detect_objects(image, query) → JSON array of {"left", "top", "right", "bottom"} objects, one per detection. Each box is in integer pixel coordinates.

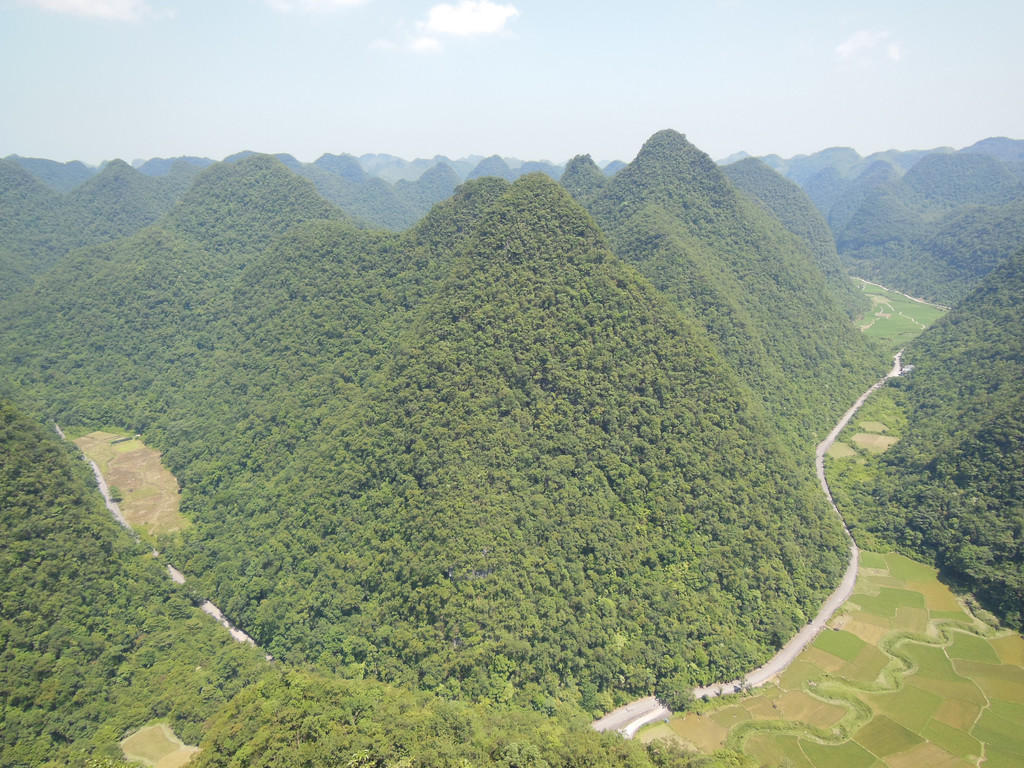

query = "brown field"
[
  {"left": 851, "top": 432, "right": 900, "bottom": 454},
  {"left": 991, "top": 634, "right": 1024, "bottom": 666},
  {"left": 884, "top": 741, "right": 962, "bottom": 768},
  {"left": 904, "top": 581, "right": 964, "bottom": 613},
  {"left": 775, "top": 690, "right": 845, "bottom": 729},
  {"left": 662, "top": 712, "right": 728, "bottom": 752},
  {"left": 75, "top": 431, "right": 188, "bottom": 539},
  {"left": 120, "top": 723, "right": 199, "bottom": 768},
  {"left": 931, "top": 698, "right": 980, "bottom": 732}
]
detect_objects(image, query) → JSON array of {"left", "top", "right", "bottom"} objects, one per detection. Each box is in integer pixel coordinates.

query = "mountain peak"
[{"left": 560, "top": 154, "right": 607, "bottom": 203}]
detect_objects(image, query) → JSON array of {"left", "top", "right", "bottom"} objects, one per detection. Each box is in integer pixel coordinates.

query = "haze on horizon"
[{"left": 2, "top": 0, "right": 1022, "bottom": 166}]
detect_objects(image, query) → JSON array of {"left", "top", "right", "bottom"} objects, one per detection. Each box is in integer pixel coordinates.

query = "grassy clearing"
[
  {"left": 825, "top": 389, "right": 907, "bottom": 496},
  {"left": 640, "top": 552, "right": 1024, "bottom": 767},
  {"left": 854, "top": 279, "right": 947, "bottom": 348},
  {"left": 828, "top": 442, "right": 858, "bottom": 459},
  {"left": 120, "top": 723, "right": 199, "bottom": 768},
  {"left": 857, "top": 422, "right": 888, "bottom": 434},
  {"left": 74, "top": 430, "right": 188, "bottom": 541},
  {"left": 850, "top": 433, "right": 899, "bottom": 454}
]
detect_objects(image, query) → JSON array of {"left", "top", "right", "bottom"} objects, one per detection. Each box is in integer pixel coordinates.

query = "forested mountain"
[
  {"left": 833, "top": 153, "right": 1024, "bottom": 303},
  {"left": 721, "top": 156, "right": 867, "bottom": 318},
  {"left": 186, "top": 174, "right": 848, "bottom": 705},
  {"left": 761, "top": 139, "right": 1024, "bottom": 303},
  {"left": 560, "top": 153, "right": 609, "bottom": 208},
  {"left": 568, "top": 129, "right": 884, "bottom": 450},
  {"left": 0, "top": 396, "right": 748, "bottom": 767},
  {"left": 4, "top": 154, "right": 98, "bottom": 192},
  {"left": 0, "top": 158, "right": 63, "bottom": 297},
  {"left": 136, "top": 155, "right": 215, "bottom": 176},
  {"left": 359, "top": 152, "right": 482, "bottom": 182},
  {"left": 838, "top": 250, "right": 1024, "bottom": 627},
  {"left": 467, "top": 154, "right": 516, "bottom": 181},
  {"left": 0, "top": 157, "right": 197, "bottom": 298},
  {"left": 0, "top": 152, "right": 855, "bottom": 721},
  {"left": 63, "top": 159, "right": 199, "bottom": 242}
]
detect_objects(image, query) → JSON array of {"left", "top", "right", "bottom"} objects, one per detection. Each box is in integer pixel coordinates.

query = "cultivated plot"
[
  {"left": 120, "top": 723, "right": 200, "bottom": 768},
  {"left": 641, "top": 552, "right": 1024, "bottom": 768},
  {"left": 854, "top": 279, "right": 947, "bottom": 348},
  {"left": 74, "top": 430, "right": 188, "bottom": 540}
]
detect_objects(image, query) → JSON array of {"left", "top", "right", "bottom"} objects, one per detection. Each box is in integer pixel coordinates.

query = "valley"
[
  {"left": 1, "top": 132, "right": 1021, "bottom": 768},
  {"left": 597, "top": 350, "right": 906, "bottom": 738}
]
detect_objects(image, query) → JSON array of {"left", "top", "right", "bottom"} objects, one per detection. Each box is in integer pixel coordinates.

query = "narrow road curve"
[
  {"left": 56, "top": 424, "right": 271, "bottom": 659},
  {"left": 593, "top": 352, "right": 905, "bottom": 737}
]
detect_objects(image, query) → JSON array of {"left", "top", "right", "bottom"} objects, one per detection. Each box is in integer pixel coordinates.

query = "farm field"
[
  {"left": 854, "top": 279, "right": 947, "bottom": 348},
  {"left": 639, "top": 552, "right": 1024, "bottom": 767},
  {"left": 120, "top": 723, "right": 200, "bottom": 768},
  {"left": 74, "top": 429, "right": 188, "bottom": 541}
]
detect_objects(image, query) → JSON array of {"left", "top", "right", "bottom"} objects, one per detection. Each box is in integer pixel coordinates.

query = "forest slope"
[
  {"left": 568, "top": 130, "right": 884, "bottom": 451},
  {"left": 0, "top": 395, "right": 752, "bottom": 767},
  {"left": 0, "top": 396, "right": 269, "bottom": 766},
  {"left": 0, "top": 164, "right": 851, "bottom": 714},
  {"left": 836, "top": 249, "right": 1024, "bottom": 627},
  {"left": 721, "top": 156, "right": 866, "bottom": 319}
]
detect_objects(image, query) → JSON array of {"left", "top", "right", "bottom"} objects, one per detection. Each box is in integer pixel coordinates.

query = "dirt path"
[{"left": 594, "top": 352, "right": 905, "bottom": 736}]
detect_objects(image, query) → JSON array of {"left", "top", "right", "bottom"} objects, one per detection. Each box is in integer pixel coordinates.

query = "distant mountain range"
[{"left": 721, "top": 138, "right": 1024, "bottom": 304}]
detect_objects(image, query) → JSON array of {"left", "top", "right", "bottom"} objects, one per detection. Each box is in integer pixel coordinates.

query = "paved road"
[
  {"left": 594, "top": 352, "right": 905, "bottom": 737},
  {"left": 59, "top": 423, "right": 272, "bottom": 659}
]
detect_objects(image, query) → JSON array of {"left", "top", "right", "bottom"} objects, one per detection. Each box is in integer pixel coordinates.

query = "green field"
[
  {"left": 641, "top": 552, "right": 1024, "bottom": 767},
  {"left": 854, "top": 279, "right": 947, "bottom": 348}
]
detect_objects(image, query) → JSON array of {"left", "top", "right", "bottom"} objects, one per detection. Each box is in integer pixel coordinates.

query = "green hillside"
[
  {"left": 797, "top": 149, "right": 1024, "bottom": 304},
  {"left": 0, "top": 157, "right": 196, "bottom": 297},
  {"left": 0, "top": 162, "right": 853, "bottom": 715},
  {"left": 0, "top": 394, "right": 753, "bottom": 767},
  {"left": 722, "top": 156, "right": 867, "bottom": 318},
  {"left": 830, "top": 249, "right": 1024, "bottom": 628},
  {"left": 574, "top": 130, "right": 884, "bottom": 451},
  {"left": 0, "top": 158, "right": 64, "bottom": 297},
  {"left": 215, "top": 174, "right": 847, "bottom": 700},
  {"left": 0, "top": 396, "right": 269, "bottom": 766}
]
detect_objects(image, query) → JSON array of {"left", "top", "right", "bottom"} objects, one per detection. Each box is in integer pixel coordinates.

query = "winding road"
[
  {"left": 57, "top": 424, "right": 271, "bottom": 658},
  {"left": 593, "top": 352, "right": 905, "bottom": 737},
  {"left": 58, "top": 350, "right": 908, "bottom": 728}
]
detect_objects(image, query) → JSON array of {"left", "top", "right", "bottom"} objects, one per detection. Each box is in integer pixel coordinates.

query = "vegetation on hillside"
[
  {"left": 830, "top": 250, "right": 1024, "bottom": 628},
  {"left": 570, "top": 129, "right": 885, "bottom": 451},
  {"left": 722, "top": 156, "right": 867, "bottom": 318},
  {"left": 0, "top": 156, "right": 856, "bottom": 717}
]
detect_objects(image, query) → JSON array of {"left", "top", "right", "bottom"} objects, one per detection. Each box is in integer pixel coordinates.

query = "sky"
[{"left": 1, "top": 0, "right": 1022, "bottom": 167}]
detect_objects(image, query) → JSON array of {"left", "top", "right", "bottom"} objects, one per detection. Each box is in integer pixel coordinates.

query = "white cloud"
[
  {"left": 371, "top": 1, "right": 517, "bottom": 54},
  {"left": 836, "top": 30, "right": 888, "bottom": 58},
  {"left": 19, "top": 0, "right": 164, "bottom": 20},
  {"left": 410, "top": 36, "right": 442, "bottom": 53},
  {"left": 836, "top": 29, "right": 903, "bottom": 64},
  {"left": 266, "top": 0, "right": 366, "bottom": 11},
  {"left": 422, "top": 0, "right": 517, "bottom": 37}
]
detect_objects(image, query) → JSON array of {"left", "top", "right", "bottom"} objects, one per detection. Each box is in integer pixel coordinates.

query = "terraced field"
[
  {"left": 640, "top": 552, "right": 1024, "bottom": 767},
  {"left": 854, "top": 280, "right": 948, "bottom": 349}
]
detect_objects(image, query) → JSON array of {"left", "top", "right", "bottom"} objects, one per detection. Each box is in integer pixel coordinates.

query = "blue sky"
[{"left": 2, "top": 0, "right": 1022, "bottom": 166}]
